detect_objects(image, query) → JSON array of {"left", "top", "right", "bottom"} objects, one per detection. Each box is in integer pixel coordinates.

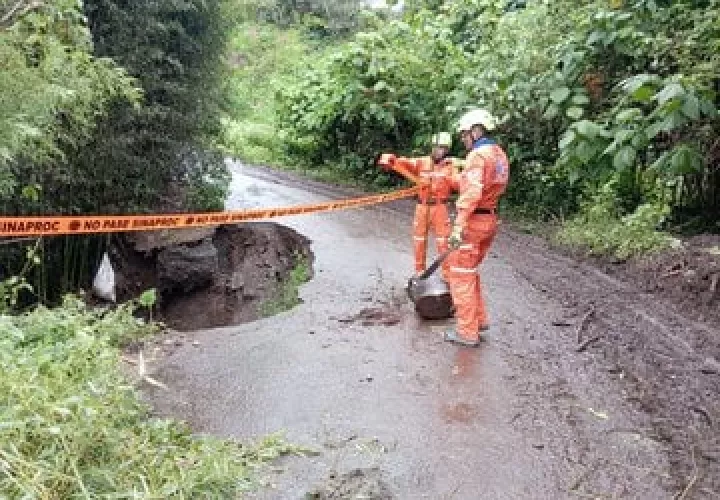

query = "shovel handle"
[
  {"left": 417, "top": 249, "right": 453, "bottom": 281},
  {"left": 416, "top": 211, "right": 459, "bottom": 281}
]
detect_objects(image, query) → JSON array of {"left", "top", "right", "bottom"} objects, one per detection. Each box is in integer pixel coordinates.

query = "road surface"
[{"left": 146, "top": 163, "right": 719, "bottom": 499}]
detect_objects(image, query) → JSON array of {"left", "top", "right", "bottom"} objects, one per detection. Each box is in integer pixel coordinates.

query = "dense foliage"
[
  {"left": 0, "top": 296, "right": 295, "bottom": 496},
  {"left": 269, "top": 0, "right": 720, "bottom": 254},
  {"left": 232, "top": 0, "right": 368, "bottom": 37},
  {"left": 1, "top": 0, "right": 234, "bottom": 301},
  {"left": 0, "top": 0, "right": 138, "bottom": 204},
  {"left": 82, "top": 0, "right": 232, "bottom": 214},
  {"left": 222, "top": 22, "right": 311, "bottom": 166}
]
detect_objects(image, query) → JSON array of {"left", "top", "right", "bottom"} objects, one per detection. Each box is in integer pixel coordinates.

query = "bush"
[
  {"left": 220, "top": 23, "right": 311, "bottom": 166},
  {"left": 275, "top": 0, "right": 720, "bottom": 252},
  {"left": 557, "top": 184, "right": 675, "bottom": 259},
  {"left": 0, "top": 296, "right": 295, "bottom": 497}
]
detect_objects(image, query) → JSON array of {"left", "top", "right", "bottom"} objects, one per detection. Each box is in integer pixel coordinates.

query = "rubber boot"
[{"left": 443, "top": 329, "right": 481, "bottom": 348}]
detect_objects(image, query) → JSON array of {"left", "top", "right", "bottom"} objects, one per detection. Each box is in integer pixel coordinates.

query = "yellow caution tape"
[{"left": 0, "top": 186, "right": 419, "bottom": 237}]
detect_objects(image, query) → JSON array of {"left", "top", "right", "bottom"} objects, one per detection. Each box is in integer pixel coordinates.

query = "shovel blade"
[{"left": 407, "top": 273, "right": 454, "bottom": 320}]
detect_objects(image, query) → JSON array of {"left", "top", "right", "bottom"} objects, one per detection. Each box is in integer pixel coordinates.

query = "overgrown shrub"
[
  {"left": 1, "top": 0, "right": 234, "bottom": 302},
  {"left": 0, "top": 296, "right": 295, "bottom": 497},
  {"left": 273, "top": 0, "right": 720, "bottom": 253},
  {"left": 557, "top": 180, "right": 675, "bottom": 258}
]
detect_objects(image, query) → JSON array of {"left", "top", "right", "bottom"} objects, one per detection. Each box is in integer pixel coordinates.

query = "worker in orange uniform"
[
  {"left": 378, "top": 132, "right": 460, "bottom": 277},
  {"left": 444, "top": 109, "right": 509, "bottom": 347}
]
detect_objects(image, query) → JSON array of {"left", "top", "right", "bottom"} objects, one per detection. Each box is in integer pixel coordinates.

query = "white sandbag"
[{"left": 92, "top": 252, "right": 116, "bottom": 302}]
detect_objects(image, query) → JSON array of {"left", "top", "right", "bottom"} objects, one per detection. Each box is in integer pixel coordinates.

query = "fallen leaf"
[{"left": 588, "top": 407, "right": 609, "bottom": 420}]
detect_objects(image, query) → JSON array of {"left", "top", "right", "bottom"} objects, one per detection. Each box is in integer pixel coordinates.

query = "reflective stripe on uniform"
[
  {"left": 420, "top": 171, "right": 448, "bottom": 178},
  {"left": 413, "top": 236, "right": 426, "bottom": 241},
  {"left": 458, "top": 244, "right": 473, "bottom": 250},
  {"left": 449, "top": 266, "right": 478, "bottom": 274}
]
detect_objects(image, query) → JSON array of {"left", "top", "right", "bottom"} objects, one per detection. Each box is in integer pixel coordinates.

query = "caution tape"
[{"left": 0, "top": 186, "right": 419, "bottom": 237}]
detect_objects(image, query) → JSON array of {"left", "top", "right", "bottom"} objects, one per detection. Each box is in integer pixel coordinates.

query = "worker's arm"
[
  {"left": 393, "top": 157, "right": 421, "bottom": 175},
  {"left": 377, "top": 154, "right": 423, "bottom": 184},
  {"left": 454, "top": 154, "right": 487, "bottom": 229}
]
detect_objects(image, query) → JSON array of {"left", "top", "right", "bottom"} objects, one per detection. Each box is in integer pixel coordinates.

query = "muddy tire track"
[{"left": 499, "top": 230, "right": 720, "bottom": 498}]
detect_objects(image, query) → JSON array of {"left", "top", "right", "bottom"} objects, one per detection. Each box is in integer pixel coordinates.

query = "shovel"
[{"left": 406, "top": 249, "right": 454, "bottom": 320}]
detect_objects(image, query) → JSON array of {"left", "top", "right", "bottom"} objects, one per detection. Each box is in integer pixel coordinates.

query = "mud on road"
[
  {"left": 141, "top": 164, "right": 719, "bottom": 499},
  {"left": 503, "top": 230, "right": 720, "bottom": 498}
]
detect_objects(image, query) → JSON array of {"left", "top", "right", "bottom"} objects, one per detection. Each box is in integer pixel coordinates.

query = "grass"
[
  {"left": 497, "top": 199, "right": 680, "bottom": 261},
  {"left": 220, "top": 23, "right": 406, "bottom": 196},
  {"left": 0, "top": 295, "right": 298, "bottom": 498},
  {"left": 557, "top": 217, "right": 675, "bottom": 259},
  {"left": 220, "top": 23, "right": 310, "bottom": 166},
  {"left": 555, "top": 202, "right": 677, "bottom": 260},
  {"left": 260, "top": 254, "right": 311, "bottom": 317}
]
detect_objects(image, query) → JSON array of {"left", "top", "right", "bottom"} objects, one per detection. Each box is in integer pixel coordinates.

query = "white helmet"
[
  {"left": 431, "top": 131, "right": 452, "bottom": 147},
  {"left": 456, "top": 108, "right": 496, "bottom": 132}
]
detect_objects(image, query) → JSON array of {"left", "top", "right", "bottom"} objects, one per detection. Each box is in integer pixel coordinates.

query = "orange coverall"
[
  {"left": 447, "top": 139, "right": 510, "bottom": 341},
  {"left": 391, "top": 156, "right": 457, "bottom": 275}
]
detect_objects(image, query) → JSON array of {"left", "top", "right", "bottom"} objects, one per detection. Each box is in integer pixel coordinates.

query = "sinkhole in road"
[{"left": 109, "top": 222, "right": 314, "bottom": 330}]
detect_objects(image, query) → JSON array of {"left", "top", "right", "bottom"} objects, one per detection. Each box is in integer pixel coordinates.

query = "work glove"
[
  {"left": 377, "top": 153, "right": 396, "bottom": 171},
  {"left": 449, "top": 225, "right": 463, "bottom": 249}
]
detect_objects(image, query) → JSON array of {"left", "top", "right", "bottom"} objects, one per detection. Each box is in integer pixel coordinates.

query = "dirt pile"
[
  {"left": 606, "top": 234, "right": 720, "bottom": 324},
  {"left": 306, "top": 468, "right": 393, "bottom": 500},
  {"left": 110, "top": 222, "right": 312, "bottom": 330},
  {"left": 331, "top": 306, "right": 403, "bottom": 327}
]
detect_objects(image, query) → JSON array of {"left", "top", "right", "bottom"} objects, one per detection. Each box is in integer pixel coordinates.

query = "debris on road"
[
  {"left": 333, "top": 307, "right": 402, "bottom": 327},
  {"left": 306, "top": 468, "right": 393, "bottom": 500}
]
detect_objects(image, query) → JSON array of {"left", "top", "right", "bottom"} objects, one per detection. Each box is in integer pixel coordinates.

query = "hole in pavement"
[{"left": 110, "top": 222, "right": 314, "bottom": 330}]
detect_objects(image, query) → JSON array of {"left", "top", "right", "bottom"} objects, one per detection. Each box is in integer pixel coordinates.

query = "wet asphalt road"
[{"left": 147, "top": 163, "right": 673, "bottom": 499}]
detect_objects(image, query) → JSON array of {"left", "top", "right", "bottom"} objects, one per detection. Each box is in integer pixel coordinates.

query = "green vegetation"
[
  {"left": 0, "top": 294, "right": 297, "bottom": 497},
  {"left": 1, "top": 0, "right": 234, "bottom": 301},
  {"left": 556, "top": 183, "right": 677, "bottom": 259},
  {"left": 219, "top": 0, "right": 403, "bottom": 189},
  {"left": 260, "top": 254, "right": 311, "bottom": 317},
  {"left": 3, "top": 2, "right": 718, "bottom": 495},
  {"left": 222, "top": 23, "right": 311, "bottom": 165},
  {"left": 224, "top": 0, "right": 720, "bottom": 257}
]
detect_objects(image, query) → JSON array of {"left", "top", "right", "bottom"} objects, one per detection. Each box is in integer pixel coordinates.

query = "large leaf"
[
  {"left": 622, "top": 74, "right": 661, "bottom": 102},
  {"left": 586, "top": 31, "right": 606, "bottom": 46},
  {"left": 654, "top": 83, "right": 685, "bottom": 105},
  {"left": 559, "top": 130, "right": 576, "bottom": 150},
  {"left": 632, "top": 86, "right": 655, "bottom": 102},
  {"left": 566, "top": 107, "right": 584, "bottom": 120},
  {"left": 575, "top": 120, "right": 605, "bottom": 138},
  {"left": 681, "top": 95, "right": 700, "bottom": 120},
  {"left": 543, "top": 104, "right": 560, "bottom": 119},
  {"left": 669, "top": 145, "right": 703, "bottom": 175},
  {"left": 571, "top": 94, "right": 590, "bottom": 105},
  {"left": 613, "top": 146, "right": 637, "bottom": 170},
  {"left": 615, "top": 108, "right": 642, "bottom": 122},
  {"left": 550, "top": 87, "right": 571, "bottom": 104},
  {"left": 613, "top": 129, "right": 635, "bottom": 144}
]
